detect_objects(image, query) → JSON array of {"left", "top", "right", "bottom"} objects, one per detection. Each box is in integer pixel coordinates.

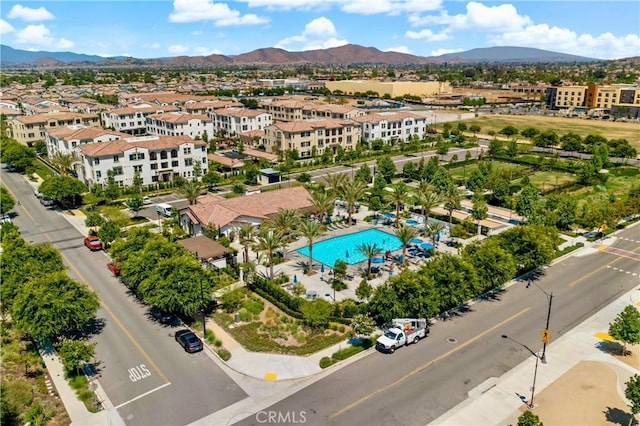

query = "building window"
[
  {"left": 171, "top": 150, "right": 178, "bottom": 158},
  {"left": 161, "top": 162, "right": 168, "bottom": 169},
  {"left": 133, "top": 165, "right": 143, "bottom": 173},
  {"left": 95, "top": 171, "right": 102, "bottom": 179},
  {"left": 185, "top": 158, "right": 193, "bottom": 166},
  {"left": 113, "top": 167, "right": 123, "bottom": 175},
  {"left": 151, "top": 163, "right": 158, "bottom": 170},
  {"left": 150, "top": 152, "right": 157, "bottom": 160},
  {"left": 113, "top": 155, "right": 120, "bottom": 163},
  {"left": 183, "top": 147, "right": 191, "bottom": 155},
  {"left": 172, "top": 160, "right": 179, "bottom": 167},
  {"left": 94, "top": 158, "right": 100, "bottom": 165}
]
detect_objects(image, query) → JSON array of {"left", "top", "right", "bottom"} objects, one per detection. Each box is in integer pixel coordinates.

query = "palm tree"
[
  {"left": 339, "top": 179, "right": 367, "bottom": 225},
  {"left": 384, "top": 182, "right": 410, "bottom": 227},
  {"left": 238, "top": 223, "right": 255, "bottom": 264},
  {"left": 265, "top": 208, "right": 301, "bottom": 244},
  {"left": 394, "top": 224, "right": 419, "bottom": 266},
  {"left": 425, "top": 222, "right": 446, "bottom": 248},
  {"left": 324, "top": 172, "right": 349, "bottom": 197},
  {"left": 253, "top": 229, "right": 284, "bottom": 279},
  {"left": 444, "top": 186, "right": 463, "bottom": 226},
  {"left": 311, "top": 189, "right": 334, "bottom": 225},
  {"left": 180, "top": 180, "right": 202, "bottom": 205},
  {"left": 50, "top": 152, "right": 78, "bottom": 176},
  {"left": 414, "top": 190, "right": 442, "bottom": 225},
  {"left": 298, "top": 219, "right": 325, "bottom": 275},
  {"left": 357, "top": 242, "right": 383, "bottom": 276}
]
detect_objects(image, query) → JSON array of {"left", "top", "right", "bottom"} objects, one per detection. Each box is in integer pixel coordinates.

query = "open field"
[{"left": 458, "top": 115, "right": 640, "bottom": 149}]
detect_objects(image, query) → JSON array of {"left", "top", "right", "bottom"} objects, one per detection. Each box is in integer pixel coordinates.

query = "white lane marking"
[{"left": 115, "top": 382, "right": 171, "bottom": 409}]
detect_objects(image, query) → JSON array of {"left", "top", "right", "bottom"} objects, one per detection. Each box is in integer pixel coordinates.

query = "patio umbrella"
[
  {"left": 345, "top": 250, "right": 349, "bottom": 260},
  {"left": 293, "top": 274, "right": 298, "bottom": 283},
  {"left": 371, "top": 257, "right": 384, "bottom": 264},
  {"left": 421, "top": 243, "right": 434, "bottom": 250},
  {"left": 410, "top": 238, "right": 423, "bottom": 244},
  {"left": 320, "top": 264, "right": 325, "bottom": 274}
]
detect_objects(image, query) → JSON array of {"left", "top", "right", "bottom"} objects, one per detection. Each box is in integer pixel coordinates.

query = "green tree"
[
  {"left": 238, "top": 223, "right": 255, "bottom": 264},
  {"left": 56, "top": 339, "right": 96, "bottom": 376},
  {"left": 127, "top": 196, "right": 144, "bottom": 217},
  {"left": 103, "top": 170, "right": 121, "bottom": 200},
  {"left": 376, "top": 156, "right": 396, "bottom": 183},
  {"left": 506, "top": 140, "right": 519, "bottom": 158},
  {"left": 517, "top": 410, "right": 543, "bottom": 426},
  {"left": 49, "top": 152, "right": 78, "bottom": 176},
  {"left": 470, "top": 193, "right": 488, "bottom": 235},
  {"left": 355, "top": 279, "right": 373, "bottom": 301},
  {"left": 333, "top": 259, "right": 347, "bottom": 283},
  {"left": 1, "top": 141, "right": 36, "bottom": 171},
  {"left": 298, "top": 220, "right": 325, "bottom": 274},
  {"left": 384, "top": 182, "right": 410, "bottom": 227},
  {"left": 515, "top": 183, "right": 540, "bottom": 223},
  {"left": 495, "top": 225, "right": 558, "bottom": 273},
  {"left": 0, "top": 185, "right": 16, "bottom": 214},
  {"left": 425, "top": 221, "right": 446, "bottom": 248},
  {"left": 533, "top": 130, "right": 559, "bottom": 148},
  {"left": 300, "top": 299, "right": 332, "bottom": 329},
  {"left": 444, "top": 186, "right": 463, "bottom": 225},
  {"left": 427, "top": 253, "right": 480, "bottom": 312},
  {"left": 265, "top": 208, "right": 301, "bottom": 246},
  {"left": 324, "top": 172, "right": 349, "bottom": 197},
  {"left": 625, "top": 374, "right": 640, "bottom": 425},
  {"left": 311, "top": 189, "right": 334, "bottom": 225},
  {"left": 560, "top": 132, "right": 583, "bottom": 152},
  {"left": 12, "top": 272, "right": 99, "bottom": 339},
  {"left": 97, "top": 221, "right": 121, "bottom": 248},
  {"left": 414, "top": 190, "right": 441, "bottom": 225},
  {"left": 499, "top": 125, "right": 519, "bottom": 136},
  {"left": 488, "top": 139, "right": 504, "bottom": 157},
  {"left": 591, "top": 143, "right": 610, "bottom": 171},
  {"left": 463, "top": 239, "right": 516, "bottom": 292},
  {"left": 354, "top": 164, "right": 372, "bottom": 184},
  {"left": 431, "top": 167, "right": 453, "bottom": 195},
  {"left": 39, "top": 175, "right": 87, "bottom": 208},
  {"left": 521, "top": 127, "right": 539, "bottom": 139},
  {"left": 609, "top": 305, "right": 640, "bottom": 356},
  {"left": 85, "top": 212, "right": 106, "bottom": 230}
]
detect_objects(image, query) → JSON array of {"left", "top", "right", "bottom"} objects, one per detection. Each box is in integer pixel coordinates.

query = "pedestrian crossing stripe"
[{"left": 594, "top": 332, "right": 615, "bottom": 342}]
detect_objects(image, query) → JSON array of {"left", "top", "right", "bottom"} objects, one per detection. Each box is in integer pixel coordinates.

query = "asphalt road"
[
  {"left": 2, "top": 170, "right": 247, "bottom": 426},
  {"left": 237, "top": 226, "right": 640, "bottom": 426}
]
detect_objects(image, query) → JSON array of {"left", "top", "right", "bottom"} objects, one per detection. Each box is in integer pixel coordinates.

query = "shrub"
[
  {"left": 331, "top": 345, "right": 364, "bottom": 362},
  {"left": 319, "top": 356, "right": 333, "bottom": 369},
  {"left": 217, "top": 348, "right": 231, "bottom": 361}
]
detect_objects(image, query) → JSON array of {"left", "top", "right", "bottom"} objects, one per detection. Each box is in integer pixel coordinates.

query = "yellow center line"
[
  {"left": 329, "top": 307, "right": 530, "bottom": 420},
  {"left": 6, "top": 184, "right": 169, "bottom": 383}
]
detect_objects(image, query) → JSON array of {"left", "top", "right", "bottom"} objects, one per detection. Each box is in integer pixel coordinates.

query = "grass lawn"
[
  {"left": 517, "top": 170, "right": 576, "bottom": 191},
  {"left": 568, "top": 172, "right": 639, "bottom": 209},
  {"left": 457, "top": 115, "right": 640, "bottom": 149},
  {"left": 448, "top": 161, "right": 527, "bottom": 180}
]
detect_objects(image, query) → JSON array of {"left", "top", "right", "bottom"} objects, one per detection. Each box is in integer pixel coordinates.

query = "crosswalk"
[{"left": 606, "top": 265, "right": 639, "bottom": 276}]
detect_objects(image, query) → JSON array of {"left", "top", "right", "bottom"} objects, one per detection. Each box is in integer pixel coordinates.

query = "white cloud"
[
  {"left": 7, "top": 4, "right": 55, "bottom": 22},
  {"left": 168, "top": 44, "right": 189, "bottom": 54},
  {"left": 385, "top": 45, "right": 411, "bottom": 54},
  {"left": 13, "top": 24, "right": 74, "bottom": 49},
  {"left": 151, "top": 43, "right": 161, "bottom": 49},
  {"left": 405, "top": 28, "right": 449, "bottom": 42},
  {"left": 412, "top": 2, "right": 531, "bottom": 33},
  {"left": 429, "top": 48, "right": 464, "bottom": 57},
  {"left": 276, "top": 17, "right": 348, "bottom": 51},
  {"left": 0, "top": 19, "right": 15, "bottom": 34},
  {"left": 169, "top": 0, "right": 268, "bottom": 26},
  {"left": 341, "top": 0, "right": 441, "bottom": 15},
  {"left": 491, "top": 24, "right": 640, "bottom": 60}
]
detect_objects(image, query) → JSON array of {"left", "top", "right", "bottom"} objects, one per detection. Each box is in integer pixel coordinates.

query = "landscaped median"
[{"left": 319, "top": 335, "right": 379, "bottom": 369}]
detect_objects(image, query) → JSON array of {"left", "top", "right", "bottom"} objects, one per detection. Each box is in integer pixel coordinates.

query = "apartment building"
[
  {"left": 546, "top": 84, "right": 640, "bottom": 111},
  {"left": 77, "top": 135, "right": 207, "bottom": 187},
  {"left": 184, "top": 100, "right": 243, "bottom": 114},
  {"left": 209, "top": 107, "right": 272, "bottom": 136},
  {"left": 8, "top": 112, "right": 101, "bottom": 146},
  {"left": 262, "top": 118, "right": 361, "bottom": 157},
  {"left": 324, "top": 80, "right": 452, "bottom": 98},
  {"left": 262, "top": 100, "right": 306, "bottom": 121},
  {"left": 352, "top": 111, "right": 429, "bottom": 144},
  {"left": 46, "top": 125, "right": 129, "bottom": 159},
  {"left": 101, "top": 105, "right": 180, "bottom": 136},
  {"left": 261, "top": 100, "right": 367, "bottom": 122},
  {"left": 146, "top": 112, "right": 214, "bottom": 139}
]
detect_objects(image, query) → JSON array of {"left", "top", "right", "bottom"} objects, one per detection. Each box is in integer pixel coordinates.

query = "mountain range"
[{"left": 0, "top": 44, "right": 600, "bottom": 67}]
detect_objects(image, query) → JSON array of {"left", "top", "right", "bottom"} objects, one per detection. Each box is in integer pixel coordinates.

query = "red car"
[
  {"left": 84, "top": 235, "right": 103, "bottom": 251},
  {"left": 107, "top": 261, "right": 120, "bottom": 276}
]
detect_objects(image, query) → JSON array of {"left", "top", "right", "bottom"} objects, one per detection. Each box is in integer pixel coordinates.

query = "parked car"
[
  {"left": 0, "top": 215, "right": 12, "bottom": 224},
  {"left": 142, "top": 196, "right": 152, "bottom": 205},
  {"left": 40, "top": 197, "right": 55, "bottom": 207},
  {"left": 106, "top": 261, "right": 120, "bottom": 276},
  {"left": 151, "top": 307, "right": 175, "bottom": 325},
  {"left": 84, "top": 235, "right": 103, "bottom": 251},
  {"left": 34, "top": 188, "right": 43, "bottom": 199},
  {"left": 174, "top": 329, "right": 203, "bottom": 353}
]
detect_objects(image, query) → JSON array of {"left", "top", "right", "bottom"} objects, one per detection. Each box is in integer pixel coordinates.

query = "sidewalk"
[{"left": 431, "top": 276, "right": 640, "bottom": 425}]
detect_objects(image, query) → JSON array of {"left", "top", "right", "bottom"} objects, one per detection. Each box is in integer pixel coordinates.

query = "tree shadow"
[
  {"left": 596, "top": 340, "right": 629, "bottom": 356},
  {"left": 603, "top": 407, "right": 635, "bottom": 426},
  {"left": 72, "top": 317, "right": 106, "bottom": 339},
  {"left": 440, "top": 304, "right": 474, "bottom": 321},
  {"left": 478, "top": 287, "right": 506, "bottom": 302}
]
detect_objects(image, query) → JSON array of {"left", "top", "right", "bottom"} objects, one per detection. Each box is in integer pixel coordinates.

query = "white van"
[{"left": 156, "top": 203, "right": 173, "bottom": 217}]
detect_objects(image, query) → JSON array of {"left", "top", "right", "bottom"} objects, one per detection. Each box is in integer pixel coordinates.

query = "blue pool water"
[{"left": 297, "top": 228, "right": 402, "bottom": 266}]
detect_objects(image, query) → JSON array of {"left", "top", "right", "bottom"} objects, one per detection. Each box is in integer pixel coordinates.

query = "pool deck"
[{"left": 231, "top": 205, "right": 475, "bottom": 303}]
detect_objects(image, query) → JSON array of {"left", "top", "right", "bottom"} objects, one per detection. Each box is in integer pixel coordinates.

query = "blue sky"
[{"left": 1, "top": 1, "right": 639, "bottom": 60}]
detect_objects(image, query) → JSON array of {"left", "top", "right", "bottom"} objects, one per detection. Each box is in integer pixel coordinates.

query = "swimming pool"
[{"left": 297, "top": 228, "right": 402, "bottom": 266}]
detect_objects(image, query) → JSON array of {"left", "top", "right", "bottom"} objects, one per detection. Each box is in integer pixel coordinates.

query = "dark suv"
[
  {"left": 175, "top": 329, "right": 203, "bottom": 353},
  {"left": 150, "top": 307, "right": 175, "bottom": 325}
]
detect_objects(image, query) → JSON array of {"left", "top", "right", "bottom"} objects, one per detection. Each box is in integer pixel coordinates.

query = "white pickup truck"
[{"left": 376, "top": 318, "right": 428, "bottom": 353}]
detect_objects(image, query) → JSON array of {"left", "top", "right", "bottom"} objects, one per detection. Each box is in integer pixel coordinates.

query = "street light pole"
[
  {"left": 527, "top": 280, "right": 553, "bottom": 363},
  {"left": 200, "top": 277, "right": 207, "bottom": 339},
  {"left": 502, "top": 335, "right": 541, "bottom": 409}
]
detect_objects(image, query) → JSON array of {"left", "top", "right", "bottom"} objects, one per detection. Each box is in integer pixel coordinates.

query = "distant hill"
[
  {"left": 434, "top": 46, "right": 598, "bottom": 63},
  {"left": 0, "top": 44, "right": 602, "bottom": 67}
]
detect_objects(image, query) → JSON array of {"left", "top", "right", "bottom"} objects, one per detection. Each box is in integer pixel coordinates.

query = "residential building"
[
  {"left": 209, "top": 107, "right": 272, "bottom": 136},
  {"left": 101, "top": 105, "right": 180, "bottom": 135},
  {"left": 301, "top": 104, "right": 367, "bottom": 121},
  {"left": 179, "top": 186, "right": 315, "bottom": 237},
  {"left": 262, "top": 118, "right": 361, "bottom": 157},
  {"left": 546, "top": 84, "right": 640, "bottom": 111},
  {"left": 77, "top": 135, "right": 207, "bottom": 187},
  {"left": 262, "top": 100, "right": 306, "bottom": 121},
  {"left": 46, "top": 125, "right": 129, "bottom": 160},
  {"left": 184, "top": 100, "right": 243, "bottom": 114},
  {"left": 352, "top": 111, "right": 429, "bottom": 144},
  {"left": 145, "top": 112, "right": 214, "bottom": 139},
  {"left": 8, "top": 112, "right": 101, "bottom": 146}
]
